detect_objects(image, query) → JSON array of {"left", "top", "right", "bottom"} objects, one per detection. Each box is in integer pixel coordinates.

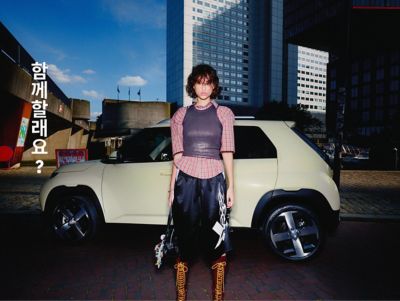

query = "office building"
[
  {"left": 284, "top": 0, "right": 400, "bottom": 142},
  {"left": 167, "top": 0, "right": 284, "bottom": 114}
]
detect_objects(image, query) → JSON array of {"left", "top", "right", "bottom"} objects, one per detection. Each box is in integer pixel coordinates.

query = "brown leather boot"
[
  {"left": 211, "top": 255, "right": 227, "bottom": 301},
  {"left": 174, "top": 258, "right": 189, "bottom": 301}
]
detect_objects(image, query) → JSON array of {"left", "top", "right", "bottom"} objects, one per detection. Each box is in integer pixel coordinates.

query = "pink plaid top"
[{"left": 171, "top": 100, "right": 235, "bottom": 179}]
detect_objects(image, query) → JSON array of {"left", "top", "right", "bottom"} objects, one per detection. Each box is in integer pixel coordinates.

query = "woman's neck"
[{"left": 195, "top": 98, "right": 212, "bottom": 107}]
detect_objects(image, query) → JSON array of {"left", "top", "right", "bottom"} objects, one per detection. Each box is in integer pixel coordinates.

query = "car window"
[
  {"left": 120, "top": 127, "right": 172, "bottom": 162},
  {"left": 234, "top": 126, "right": 277, "bottom": 159}
]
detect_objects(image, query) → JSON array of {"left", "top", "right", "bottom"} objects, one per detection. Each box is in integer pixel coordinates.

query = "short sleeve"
[
  {"left": 171, "top": 107, "right": 186, "bottom": 156},
  {"left": 219, "top": 106, "right": 235, "bottom": 153}
]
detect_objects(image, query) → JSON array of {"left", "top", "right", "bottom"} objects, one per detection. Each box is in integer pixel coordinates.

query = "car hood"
[{"left": 56, "top": 160, "right": 102, "bottom": 173}]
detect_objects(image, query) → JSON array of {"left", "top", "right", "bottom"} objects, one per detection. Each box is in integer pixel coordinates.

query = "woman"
[{"left": 168, "top": 64, "right": 235, "bottom": 301}]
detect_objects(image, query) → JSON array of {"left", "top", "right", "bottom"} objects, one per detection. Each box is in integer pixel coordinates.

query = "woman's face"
[{"left": 193, "top": 76, "right": 214, "bottom": 101}]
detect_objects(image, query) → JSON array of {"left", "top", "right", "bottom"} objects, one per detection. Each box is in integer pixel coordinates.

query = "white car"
[{"left": 40, "top": 119, "right": 340, "bottom": 261}]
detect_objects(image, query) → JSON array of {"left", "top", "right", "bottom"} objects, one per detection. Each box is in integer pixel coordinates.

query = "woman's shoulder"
[
  {"left": 171, "top": 106, "right": 188, "bottom": 123},
  {"left": 216, "top": 104, "right": 235, "bottom": 120}
]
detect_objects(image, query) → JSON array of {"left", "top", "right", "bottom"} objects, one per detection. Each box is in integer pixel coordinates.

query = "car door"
[
  {"left": 232, "top": 125, "right": 278, "bottom": 228},
  {"left": 101, "top": 127, "right": 173, "bottom": 225}
]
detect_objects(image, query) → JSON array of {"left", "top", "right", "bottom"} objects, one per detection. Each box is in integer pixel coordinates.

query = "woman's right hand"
[{"left": 168, "top": 190, "right": 174, "bottom": 207}]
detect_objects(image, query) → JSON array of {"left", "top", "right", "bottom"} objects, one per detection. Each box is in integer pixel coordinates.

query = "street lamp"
[{"left": 394, "top": 147, "right": 398, "bottom": 170}]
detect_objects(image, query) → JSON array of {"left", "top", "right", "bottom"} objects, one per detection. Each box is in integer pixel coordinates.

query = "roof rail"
[{"left": 235, "top": 116, "right": 255, "bottom": 119}]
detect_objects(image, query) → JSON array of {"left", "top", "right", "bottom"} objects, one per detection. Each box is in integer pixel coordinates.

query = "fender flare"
[
  {"left": 44, "top": 185, "right": 105, "bottom": 223},
  {"left": 251, "top": 188, "right": 339, "bottom": 232}
]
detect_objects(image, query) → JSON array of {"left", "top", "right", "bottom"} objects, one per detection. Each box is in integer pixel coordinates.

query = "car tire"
[
  {"left": 263, "top": 203, "right": 325, "bottom": 261},
  {"left": 47, "top": 195, "right": 99, "bottom": 243}
]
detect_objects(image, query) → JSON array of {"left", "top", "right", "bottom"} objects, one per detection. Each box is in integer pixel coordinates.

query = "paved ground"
[
  {"left": 0, "top": 166, "right": 399, "bottom": 220},
  {"left": 339, "top": 170, "right": 400, "bottom": 220},
  {"left": 0, "top": 214, "right": 399, "bottom": 300}
]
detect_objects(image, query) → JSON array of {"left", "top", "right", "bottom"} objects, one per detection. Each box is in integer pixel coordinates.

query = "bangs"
[{"left": 195, "top": 75, "right": 212, "bottom": 85}]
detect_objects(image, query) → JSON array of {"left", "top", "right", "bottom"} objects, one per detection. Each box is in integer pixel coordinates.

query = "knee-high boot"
[
  {"left": 174, "top": 258, "right": 189, "bottom": 301},
  {"left": 211, "top": 254, "right": 227, "bottom": 301}
]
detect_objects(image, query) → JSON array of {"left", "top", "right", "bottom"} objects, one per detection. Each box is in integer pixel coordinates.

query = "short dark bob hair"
[{"left": 186, "top": 64, "right": 221, "bottom": 99}]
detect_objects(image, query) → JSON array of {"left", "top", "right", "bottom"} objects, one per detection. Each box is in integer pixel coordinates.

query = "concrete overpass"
[{"left": 0, "top": 22, "right": 90, "bottom": 168}]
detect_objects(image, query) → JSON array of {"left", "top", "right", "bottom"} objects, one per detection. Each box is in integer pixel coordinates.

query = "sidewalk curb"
[{"left": 340, "top": 213, "right": 400, "bottom": 222}]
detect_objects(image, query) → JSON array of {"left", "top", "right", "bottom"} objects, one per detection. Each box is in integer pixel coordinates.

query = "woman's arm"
[
  {"left": 168, "top": 153, "right": 183, "bottom": 207},
  {"left": 169, "top": 108, "right": 186, "bottom": 207},
  {"left": 222, "top": 152, "right": 234, "bottom": 208},
  {"left": 219, "top": 106, "right": 235, "bottom": 209}
]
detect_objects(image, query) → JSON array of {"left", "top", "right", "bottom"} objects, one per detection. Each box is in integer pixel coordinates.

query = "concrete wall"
[
  {"left": 67, "top": 129, "right": 89, "bottom": 149},
  {"left": 0, "top": 55, "right": 33, "bottom": 102},
  {"left": 71, "top": 98, "right": 90, "bottom": 120},
  {"left": 102, "top": 100, "right": 171, "bottom": 130},
  {"left": 22, "top": 128, "right": 71, "bottom": 161}
]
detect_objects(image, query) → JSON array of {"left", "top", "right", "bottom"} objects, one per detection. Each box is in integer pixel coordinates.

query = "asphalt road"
[{"left": 0, "top": 214, "right": 399, "bottom": 300}]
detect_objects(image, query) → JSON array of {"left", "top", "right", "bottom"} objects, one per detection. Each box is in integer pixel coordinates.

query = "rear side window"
[{"left": 234, "top": 126, "right": 277, "bottom": 159}]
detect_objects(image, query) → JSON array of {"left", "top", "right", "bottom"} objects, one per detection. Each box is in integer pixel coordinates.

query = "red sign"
[{"left": 55, "top": 149, "right": 88, "bottom": 168}]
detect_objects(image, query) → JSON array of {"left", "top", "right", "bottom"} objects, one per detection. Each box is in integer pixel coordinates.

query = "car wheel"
[
  {"left": 263, "top": 203, "right": 324, "bottom": 261},
  {"left": 48, "top": 195, "right": 99, "bottom": 242}
]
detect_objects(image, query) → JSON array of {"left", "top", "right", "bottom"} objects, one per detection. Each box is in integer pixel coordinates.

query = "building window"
[
  {"left": 390, "top": 80, "right": 400, "bottom": 91},
  {"left": 376, "top": 68, "right": 385, "bottom": 81},
  {"left": 391, "top": 65, "right": 400, "bottom": 77}
]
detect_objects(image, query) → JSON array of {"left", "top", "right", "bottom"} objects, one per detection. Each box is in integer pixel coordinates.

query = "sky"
[{"left": 1, "top": 0, "right": 166, "bottom": 120}]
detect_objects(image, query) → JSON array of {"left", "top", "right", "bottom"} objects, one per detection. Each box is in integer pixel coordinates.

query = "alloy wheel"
[
  {"left": 52, "top": 197, "right": 93, "bottom": 242},
  {"left": 265, "top": 205, "right": 322, "bottom": 261}
]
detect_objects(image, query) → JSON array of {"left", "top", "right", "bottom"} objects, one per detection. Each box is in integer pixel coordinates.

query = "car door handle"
[{"left": 160, "top": 171, "right": 172, "bottom": 176}]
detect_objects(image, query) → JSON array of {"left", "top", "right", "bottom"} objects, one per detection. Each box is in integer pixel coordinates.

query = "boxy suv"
[{"left": 40, "top": 119, "right": 340, "bottom": 262}]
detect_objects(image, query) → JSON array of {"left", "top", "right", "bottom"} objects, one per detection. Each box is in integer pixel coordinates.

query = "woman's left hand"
[{"left": 226, "top": 186, "right": 234, "bottom": 208}]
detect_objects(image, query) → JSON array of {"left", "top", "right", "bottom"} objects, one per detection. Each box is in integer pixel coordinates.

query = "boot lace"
[
  {"left": 211, "top": 261, "right": 226, "bottom": 301},
  {"left": 174, "top": 261, "right": 188, "bottom": 301}
]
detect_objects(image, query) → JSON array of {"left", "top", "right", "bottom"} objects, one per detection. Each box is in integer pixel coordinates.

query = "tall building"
[
  {"left": 286, "top": 44, "right": 329, "bottom": 140},
  {"left": 284, "top": 0, "right": 400, "bottom": 143},
  {"left": 167, "top": 0, "right": 284, "bottom": 114},
  {"left": 296, "top": 46, "right": 329, "bottom": 114}
]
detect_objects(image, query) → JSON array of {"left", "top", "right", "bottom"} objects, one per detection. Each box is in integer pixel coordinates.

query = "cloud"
[
  {"left": 103, "top": 0, "right": 166, "bottom": 28},
  {"left": 48, "top": 64, "right": 86, "bottom": 84},
  {"left": 90, "top": 112, "right": 102, "bottom": 121},
  {"left": 82, "top": 90, "right": 104, "bottom": 100},
  {"left": 82, "top": 69, "right": 96, "bottom": 74},
  {"left": 45, "top": 46, "right": 67, "bottom": 61},
  {"left": 118, "top": 75, "right": 147, "bottom": 86}
]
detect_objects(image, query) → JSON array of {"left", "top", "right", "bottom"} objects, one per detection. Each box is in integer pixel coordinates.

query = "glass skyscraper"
[{"left": 167, "top": 0, "right": 284, "bottom": 112}]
